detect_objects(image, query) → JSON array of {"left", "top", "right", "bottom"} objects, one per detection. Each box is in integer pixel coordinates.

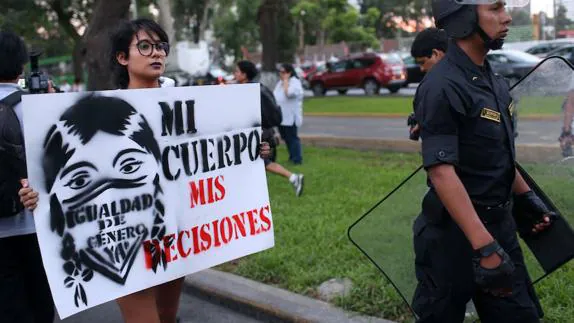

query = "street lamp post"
[
  {"left": 299, "top": 10, "right": 306, "bottom": 54},
  {"left": 298, "top": 10, "right": 306, "bottom": 63}
]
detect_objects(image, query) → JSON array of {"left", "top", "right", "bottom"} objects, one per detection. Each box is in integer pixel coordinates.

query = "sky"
[
  {"left": 531, "top": 0, "right": 555, "bottom": 17},
  {"left": 347, "top": 0, "right": 557, "bottom": 17}
]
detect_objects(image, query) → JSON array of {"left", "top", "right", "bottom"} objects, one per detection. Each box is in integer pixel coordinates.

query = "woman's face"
[
  {"left": 51, "top": 132, "right": 158, "bottom": 253},
  {"left": 116, "top": 30, "right": 169, "bottom": 85},
  {"left": 234, "top": 66, "right": 248, "bottom": 84},
  {"left": 279, "top": 67, "right": 291, "bottom": 80}
]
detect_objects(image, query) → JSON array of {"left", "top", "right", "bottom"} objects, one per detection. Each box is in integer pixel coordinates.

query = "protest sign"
[{"left": 21, "top": 83, "right": 274, "bottom": 319}]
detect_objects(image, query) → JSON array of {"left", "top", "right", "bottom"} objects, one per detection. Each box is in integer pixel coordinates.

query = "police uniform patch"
[
  {"left": 480, "top": 108, "right": 501, "bottom": 123},
  {"left": 508, "top": 101, "right": 515, "bottom": 116}
]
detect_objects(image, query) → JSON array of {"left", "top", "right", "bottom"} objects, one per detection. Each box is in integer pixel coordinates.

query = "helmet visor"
[{"left": 454, "top": 0, "right": 529, "bottom": 7}]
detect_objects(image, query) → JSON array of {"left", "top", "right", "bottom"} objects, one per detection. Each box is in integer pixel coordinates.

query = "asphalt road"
[
  {"left": 54, "top": 292, "right": 262, "bottom": 323},
  {"left": 300, "top": 116, "right": 562, "bottom": 146}
]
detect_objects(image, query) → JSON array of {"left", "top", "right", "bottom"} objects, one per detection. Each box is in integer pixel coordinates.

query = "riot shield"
[{"left": 348, "top": 56, "right": 574, "bottom": 321}]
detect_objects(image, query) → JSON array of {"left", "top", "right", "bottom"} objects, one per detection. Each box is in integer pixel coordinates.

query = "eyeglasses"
[{"left": 133, "top": 40, "right": 170, "bottom": 57}]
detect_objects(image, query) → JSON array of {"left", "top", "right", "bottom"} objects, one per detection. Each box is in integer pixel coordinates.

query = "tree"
[
  {"left": 213, "top": 0, "right": 261, "bottom": 60},
  {"left": 83, "top": 0, "right": 131, "bottom": 90},
  {"left": 510, "top": 8, "right": 532, "bottom": 26},
  {"left": 322, "top": 6, "right": 380, "bottom": 49},
  {"left": 172, "top": 0, "right": 213, "bottom": 43},
  {"left": 258, "top": 0, "right": 279, "bottom": 72},
  {"left": 0, "top": 0, "right": 90, "bottom": 80},
  {"left": 276, "top": 0, "right": 297, "bottom": 63},
  {"left": 42, "top": 0, "right": 96, "bottom": 83},
  {"left": 358, "top": 0, "right": 431, "bottom": 38},
  {"left": 556, "top": 4, "right": 573, "bottom": 34}
]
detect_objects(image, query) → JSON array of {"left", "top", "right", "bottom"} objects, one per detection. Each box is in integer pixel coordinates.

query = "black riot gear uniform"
[{"left": 410, "top": 1, "right": 544, "bottom": 322}]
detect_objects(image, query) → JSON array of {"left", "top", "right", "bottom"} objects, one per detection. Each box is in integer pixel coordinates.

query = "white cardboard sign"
[{"left": 21, "top": 83, "right": 274, "bottom": 319}]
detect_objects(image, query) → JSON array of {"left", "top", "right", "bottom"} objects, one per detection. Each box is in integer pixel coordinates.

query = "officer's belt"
[{"left": 471, "top": 199, "right": 511, "bottom": 224}]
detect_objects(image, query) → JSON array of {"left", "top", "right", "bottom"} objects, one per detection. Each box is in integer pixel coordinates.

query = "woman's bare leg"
[
  {"left": 265, "top": 162, "right": 292, "bottom": 179},
  {"left": 116, "top": 287, "right": 160, "bottom": 323},
  {"left": 155, "top": 277, "right": 185, "bottom": 323}
]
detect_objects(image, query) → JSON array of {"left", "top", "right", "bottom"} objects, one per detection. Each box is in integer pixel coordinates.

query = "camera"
[
  {"left": 26, "top": 51, "right": 50, "bottom": 94},
  {"left": 407, "top": 113, "right": 420, "bottom": 141}
]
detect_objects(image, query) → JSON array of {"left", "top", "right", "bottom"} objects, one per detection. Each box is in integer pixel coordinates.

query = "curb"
[
  {"left": 184, "top": 269, "right": 395, "bottom": 323},
  {"left": 303, "top": 113, "right": 562, "bottom": 121},
  {"left": 299, "top": 135, "right": 562, "bottom": 163}
]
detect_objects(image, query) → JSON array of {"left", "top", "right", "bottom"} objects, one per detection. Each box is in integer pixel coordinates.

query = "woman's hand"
[
  {"left": 260, "top": 141, "right": 271, "bottom": 159},
  {"left": 19, "top": 179, "right": 39, "bottom": 211}
]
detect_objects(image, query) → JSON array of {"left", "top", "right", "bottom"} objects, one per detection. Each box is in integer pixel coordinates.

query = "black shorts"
[
  {"left": 0, "top": 234, "right": 55, "bottom": 323},
  {"left": 411, "top": 208, "right": 543, "bottom": 323}
]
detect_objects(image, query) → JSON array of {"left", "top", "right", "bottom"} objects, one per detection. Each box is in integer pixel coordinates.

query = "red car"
[{"left": 308, "top": 53, "right": 407, "bottom": 96}]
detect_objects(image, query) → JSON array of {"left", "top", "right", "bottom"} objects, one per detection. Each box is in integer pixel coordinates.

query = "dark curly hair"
[
  {"left": 0, "top": 30, "right": 29, "bottom": 82},
  {"left": 110, "top": 18, "right": 169, "bottom": 89}
]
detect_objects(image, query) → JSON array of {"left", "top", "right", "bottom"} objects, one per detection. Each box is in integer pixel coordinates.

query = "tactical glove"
[
  {"left": 513, "top": 191, "right": 557, "bottom": 238},
  {"left": 472, "top": 240, "right": 515, "bottom": 296}
]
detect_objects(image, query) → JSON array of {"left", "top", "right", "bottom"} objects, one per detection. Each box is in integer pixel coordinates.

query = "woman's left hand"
[{"left": 260, "top": 141, "right": 271, "bottom": 159}]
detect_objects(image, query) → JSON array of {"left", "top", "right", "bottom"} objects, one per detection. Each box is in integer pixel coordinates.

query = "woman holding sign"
[{"left": 19, "top": 18, "right": 270, "bottom": 323}]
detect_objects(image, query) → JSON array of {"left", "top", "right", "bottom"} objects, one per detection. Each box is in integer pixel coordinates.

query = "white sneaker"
[{"left": 291, "top": 174, "right": 304, "bottom": 197}]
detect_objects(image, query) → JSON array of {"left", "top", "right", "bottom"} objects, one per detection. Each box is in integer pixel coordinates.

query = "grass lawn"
[
  {"left": 217, "top": 145, "right": 574, "bottom": 322},
  {"left": 303, "top": 95, "right": 567, "bottom": 118},
  {"left": 304, "top": 96, "right": 413, "bottom": 116}
]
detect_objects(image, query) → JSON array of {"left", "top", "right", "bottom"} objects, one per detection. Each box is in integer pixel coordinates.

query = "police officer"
[
  {"left": 412, "top": 1, "right": 554, "bottom": 322},
  {"left": 407, "top": 27, "right": 448, "bottom": 141}
]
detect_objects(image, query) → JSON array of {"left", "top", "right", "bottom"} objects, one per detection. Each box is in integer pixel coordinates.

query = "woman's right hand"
[{"left": 19, "top": 179, "right": 39, "bottom": 211}]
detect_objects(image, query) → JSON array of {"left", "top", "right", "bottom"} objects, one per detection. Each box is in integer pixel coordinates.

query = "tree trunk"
[
  {"left": 258, "top": 0, "right": 279, "bottom": 89},
  {"left": 198, "top": 0, "right": 213, "bottom": 42},
  {"left": 49, "top": 0, "right": 84, "bottom": 82},
  {"left": 84, "top": 0, "right": 131, "bottom": 91},
  {"left": 72, "top": 40, "right": 84, "bottom": 82},
  {"left": 157, "top": 0, "right": 178, "bottom": 73}
]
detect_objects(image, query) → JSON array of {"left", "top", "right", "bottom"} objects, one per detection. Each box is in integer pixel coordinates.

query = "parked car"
[
  {"left": 525, "top": 41, "right": 574, "bottom": 58},
  {"left": 545, "top": 44, "right": 574, "bottom": 65},
  {"left": 486, "top": 49, "right": 541, "bottom": 86},
  {"left": 398, "top": 52, "right": 425, "bottom": 87},
  {"left": 308, "top": 52, "right": 407, "bottom": 96}
]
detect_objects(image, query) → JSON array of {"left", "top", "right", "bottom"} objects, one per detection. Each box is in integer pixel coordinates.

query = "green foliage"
[
  {"left": 322, "top": 7, "right": 379, "bottom": 49},
  {"left": 556, "top": 4, "right": 573, "bottom": 33},
  {"left": 276, "top": 0, "right": 297, "bottom": 63},
  {"left": 213, "top": 0, "right": 261, "bottom": 60},
  {"left": 289, "top": 0, "right": 381, "bottom": 49},
  {"left": 0, "top": 0, "right": 75, "bottom": 57},
  {"left": 171, "top": 0, "right": 212, "bottom": 41}
]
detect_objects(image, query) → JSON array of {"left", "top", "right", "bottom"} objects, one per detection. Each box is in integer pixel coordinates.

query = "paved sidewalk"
[{"left": 184, "top": 269, "right": 396, "bottom": 323}]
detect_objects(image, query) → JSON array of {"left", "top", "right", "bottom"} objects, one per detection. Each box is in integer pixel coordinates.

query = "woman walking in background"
[{"left": 273, "top": 63, "right": 304, "bottom": 165}]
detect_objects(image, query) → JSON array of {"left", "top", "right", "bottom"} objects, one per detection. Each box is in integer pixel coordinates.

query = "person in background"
[
  {"left": 407, "top": 27, "right": 448, "bottom": 141},
  {"left": 234, "top": 60, "right": 304, "bottom": 196},
  {"left": 0, "top": 30, "right": 55, "bottom": 323},
  {"left": 273, "top": 63, "right": 304, "bottom": 165},
  {"left": 71, "top": 76, "right": 85, "bottom": 92},
  {"left": 59, "top": 79, "right": 72, "bottom": 92}
]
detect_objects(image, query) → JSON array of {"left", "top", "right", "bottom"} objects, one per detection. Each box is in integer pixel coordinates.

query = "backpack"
[
  {"left": 260, "top": 84, "right": 282, "bottom": 129},
  {"left": 0, "top": 90, "right": 26, "bottom": 218}
]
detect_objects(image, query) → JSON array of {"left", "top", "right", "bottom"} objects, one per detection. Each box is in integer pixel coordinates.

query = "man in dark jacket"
[
  {"left": 234, "top": 60, "right": 304, "bottom": 197},
  {"left": 0, "top": 30, "right": 55, "bottom": 323}
]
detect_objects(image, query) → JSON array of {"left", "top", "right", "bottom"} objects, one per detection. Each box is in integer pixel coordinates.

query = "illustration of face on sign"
[{"left": 43, "top": 95, "right": 168, "bottom": 307}]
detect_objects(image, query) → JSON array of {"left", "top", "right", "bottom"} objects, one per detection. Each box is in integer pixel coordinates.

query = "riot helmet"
[{"left": 431, "top": 0, "right": 530, "bottom": 50}]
